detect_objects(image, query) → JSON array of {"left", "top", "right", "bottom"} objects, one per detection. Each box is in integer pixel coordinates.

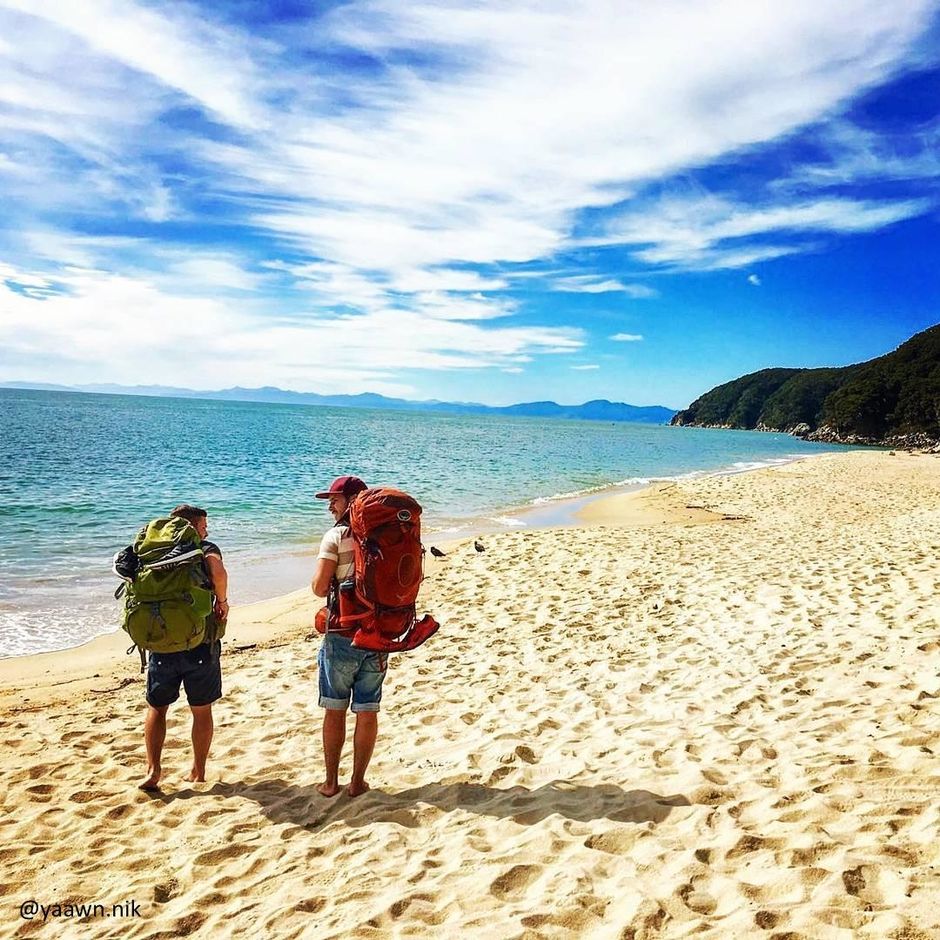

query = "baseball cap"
[{"left": 315, "top": 475, "right": 368, "bottom": 500}]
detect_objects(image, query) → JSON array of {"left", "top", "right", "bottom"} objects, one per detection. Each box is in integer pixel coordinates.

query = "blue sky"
[{"left": 0, "top": 1, "right": 938, "bottom": 408}]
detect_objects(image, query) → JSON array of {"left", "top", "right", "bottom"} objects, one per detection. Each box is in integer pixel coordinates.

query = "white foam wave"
[
  {"left": 0, "top": 608, "right": 118, "bottom": 659},
  {"left": 526, "top": 454, "right": 817, "bottom": 506},
  {"left": 712, "top": 456, "right": 809, "bottom": 476},
  {"left": 530, "top": 477, "right": 652, "bottom": 505}
]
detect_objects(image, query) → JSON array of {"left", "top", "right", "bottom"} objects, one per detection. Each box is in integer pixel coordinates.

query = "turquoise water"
[{"left": 0, "top": 388, "right": 851, "bottom": 656}]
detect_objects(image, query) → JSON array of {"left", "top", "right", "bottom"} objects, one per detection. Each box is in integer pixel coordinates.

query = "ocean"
[{"left": 0, "top": 388, "right": 852, "bottom": 657}]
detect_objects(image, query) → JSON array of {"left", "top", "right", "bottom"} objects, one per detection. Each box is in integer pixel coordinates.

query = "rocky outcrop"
[{"left": 802, "top": 426, "right": 940, "bottom": 451}]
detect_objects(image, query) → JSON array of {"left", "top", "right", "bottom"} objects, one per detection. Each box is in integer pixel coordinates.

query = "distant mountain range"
[
  {"left": 671, "top": 323, "right": 940, "bottom": 448},
  {"left": 0, "top": 381, "right": 677, "bottom": 424}
]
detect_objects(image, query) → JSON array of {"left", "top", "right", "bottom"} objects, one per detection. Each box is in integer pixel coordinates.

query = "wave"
[{"left": 525, "top": 453, "right": 818, "bottom": 506}]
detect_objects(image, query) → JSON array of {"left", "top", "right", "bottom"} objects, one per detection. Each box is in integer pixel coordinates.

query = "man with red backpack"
[
  {"left": 312, "top": 474, "right": 441, "bottom": 797},
  {"left": 311, "top": 475, "right": 384, "bottom": 798}
]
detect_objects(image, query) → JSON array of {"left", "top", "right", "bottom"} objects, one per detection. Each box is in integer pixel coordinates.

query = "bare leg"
[
  {"left": 347, "top": 711, "right": 377, "bottom": 797},
  {"left": 140, "top": 705, "right": 169, "bottom": 790},
  {"left": 185, "top": 704, "right": 214, "bottom": 782},
  {"left": 318, "top": 709, "right": 346, "bottom": 797}
]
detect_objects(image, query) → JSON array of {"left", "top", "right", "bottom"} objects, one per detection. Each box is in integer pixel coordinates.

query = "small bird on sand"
[
  {"left": 430, "top": 546, "right": 446, "bottom": 558},
  {"left": 474, "top": 540, "right": 485, "bottom": 553}
]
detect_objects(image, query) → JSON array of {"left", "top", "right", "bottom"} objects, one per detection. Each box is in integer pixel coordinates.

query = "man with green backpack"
[{"left": 116, "top": 504, "right": 229, "bottom": 791}]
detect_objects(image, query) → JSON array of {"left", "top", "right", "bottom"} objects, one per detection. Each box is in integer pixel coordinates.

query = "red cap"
[{"left": 315, "top": 475, "right": 368, "bottom": 500}]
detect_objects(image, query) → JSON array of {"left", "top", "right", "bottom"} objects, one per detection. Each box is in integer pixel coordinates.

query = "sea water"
[{"left": 0, "top": 388, "right": 851, "bottom": 656}]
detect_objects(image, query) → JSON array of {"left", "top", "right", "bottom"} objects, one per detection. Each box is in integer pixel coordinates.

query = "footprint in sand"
[
  {"left": 583, "top": 829, "right": 638, "bottom": 855},
  {"left": 691, "top": 786, "right": 729, "bottom": 807},
  {"left": 294, "top": 897, "right": 326, "bottom": 914},
  {"left": 68, "top": 789, "right": 107, "bottom": 804},
  {"left": 486, "top": 766, "right": 512, "bottom": 785},
  {"left": 726, "top": 834, "right": 779, "bottom": 859},
  {"left": 27, "top": 764, "right": 56, "bottom": 780},
  {"left": 193, "top": 844, "right": 252, "bottom": 867},
  {"left": 153, "top": 879, "right": 180, "bottom": 904},
  {"left": 490, "top": 864, "right": 540, "bottom": 900},
  {"left": 678, "top": 883, "right": 718, "bottom": 915},
  {"left": 172, "top": 913, "right": 207, "bottom": 935}
]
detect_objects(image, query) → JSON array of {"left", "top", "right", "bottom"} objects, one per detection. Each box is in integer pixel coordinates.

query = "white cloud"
[
  {"left": 779, "top": 119, "right": 940, "bottom": 188},
  {"left": 263, "top": 260, "right": 388, "bottom": 309},
  {"left": 591, "top": 194, "right": 931, "bottom": 269},
  {"left": 260, "top": 260, "right": 514, "bottom": 319},
  {"left": 1, "top": 269, "right": 51, "bottom": 289},
  {"left": 610, "top": 333, "right": 644, "bottom": 342},
  {"left": 571, "top": 364, "right": 600, "bottom": 370},
  {"left": 194, "top": 0, "right": 936, "bottom": 277},
  {"left": 1, "top": 0, "right": 266, "bottom": 128},
  {"left": 551, "top": 276, "right": 658, "bottom": 297},
  {"left": 409, "top": 291, "right": 517, "bottom": 321},
  {"left": 0, "top": 152, "right": 24, "bottom": 173},
  {"left": 748, "top": 274, "right": 762, "bottom": 286},
  {"left": 166, "top": 257, "right": 264, "bottom": 293},
  {"left": 390, "top": 268, "right": 509, "bottom": 293},
  {"left": 0, "top": 262, "right": 583, "bottom": 392}
]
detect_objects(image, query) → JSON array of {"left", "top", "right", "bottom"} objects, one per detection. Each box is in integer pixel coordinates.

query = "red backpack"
[{"left": 323, "top": 488, "right": 440, "bottom": 652}]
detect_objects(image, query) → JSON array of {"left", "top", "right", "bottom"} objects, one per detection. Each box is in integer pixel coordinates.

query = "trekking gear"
[
  {"left": 115, "top": 517, "right": 218, "bottom": 657},
  {"left": 315, "top": 578, "right": 355, "bottom": 636},
  {"left": 333, "top": 487, "right": 440, "bottom": 652}
]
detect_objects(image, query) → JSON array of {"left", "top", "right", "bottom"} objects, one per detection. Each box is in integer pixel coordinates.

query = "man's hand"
[
  {"left": 312, "top": 557, "right": 338, "bottom": 597},
  {"left": 205, "top": 553, "right": 229, "bottom": 622}
]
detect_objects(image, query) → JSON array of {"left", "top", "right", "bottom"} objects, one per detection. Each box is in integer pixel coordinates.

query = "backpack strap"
[
  {"left": 325, "top": 575, "right": 339, "bottom": 632},
  {"left": 127, "top": 643, "right": 147, "bottom": 673},
  {"left": 324, "top": 522, "right": 355, "bottom": 634}
]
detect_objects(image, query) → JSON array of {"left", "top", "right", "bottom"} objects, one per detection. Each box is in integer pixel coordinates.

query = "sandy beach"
[{"left": 1, "top": 449, "right": 938, "bottom": 939}]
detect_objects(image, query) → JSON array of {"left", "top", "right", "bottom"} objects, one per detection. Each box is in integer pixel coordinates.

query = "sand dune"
[{"left": 1, "top": 450, "right": 938, "bottom": 938}]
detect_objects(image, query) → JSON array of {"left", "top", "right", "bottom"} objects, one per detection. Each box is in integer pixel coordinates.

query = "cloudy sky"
[{"left": 1, "top": 0, "right": 938, "bottom": 407}]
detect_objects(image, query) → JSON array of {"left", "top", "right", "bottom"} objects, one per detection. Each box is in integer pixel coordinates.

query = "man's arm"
[
  {"left": 205, "top": 554, "right": 229, "bottom": 621},
  {"left": 312, "top": 557, "right": 337, "bottom": 598}
]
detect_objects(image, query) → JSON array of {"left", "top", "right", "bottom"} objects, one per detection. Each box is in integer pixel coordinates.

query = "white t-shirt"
[{"left": 317, "top": 524, "right": 355, "bottom": 581}]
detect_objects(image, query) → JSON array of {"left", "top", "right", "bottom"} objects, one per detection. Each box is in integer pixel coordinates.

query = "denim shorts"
[
  {"left": 318, "top": 633, "right": 388, "bottom": 713},
  {"left": 146, "top": 641, "right": 222, "bottom": 708}
]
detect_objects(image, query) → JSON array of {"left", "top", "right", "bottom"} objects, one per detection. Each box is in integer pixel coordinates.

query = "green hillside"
[{"left": 671, "top": 323, "right": 940, "bottom": 446}]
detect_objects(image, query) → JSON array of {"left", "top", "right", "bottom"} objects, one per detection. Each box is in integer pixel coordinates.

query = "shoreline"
[{"left": 0, "top": 451, "right": 850, "bottom": 668}]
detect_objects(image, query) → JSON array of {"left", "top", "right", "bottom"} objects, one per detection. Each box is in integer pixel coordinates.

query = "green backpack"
[{"left": 119, "top": 517, "right": 218, "bottom": 654}]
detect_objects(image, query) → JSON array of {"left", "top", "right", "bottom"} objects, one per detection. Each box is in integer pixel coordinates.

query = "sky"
[{"left": 0, "top": 1, "right": 939, "bottom": 408}]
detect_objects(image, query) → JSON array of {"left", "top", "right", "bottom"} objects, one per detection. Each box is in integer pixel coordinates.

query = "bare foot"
[
  {"left": 138, "top": 767, "right": 162, "bottom": 791},
  {"left": 346, "top": 780, "right": 370, "bottom": 798},
  {"left": 184, "top": 769, "right": 207, "bottom": 783},
  {"left": 317, "top": 781, "right": 342, "bottom": 797}
]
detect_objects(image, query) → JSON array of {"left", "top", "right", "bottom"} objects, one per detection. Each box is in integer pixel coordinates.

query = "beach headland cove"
[{"left": 0, "top": 450, "right": 938, "bottom": 938}]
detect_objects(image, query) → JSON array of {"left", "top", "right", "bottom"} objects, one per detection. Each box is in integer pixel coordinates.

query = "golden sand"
[{"left": 1, "top": 450, "right": 938, "bottom": 938}]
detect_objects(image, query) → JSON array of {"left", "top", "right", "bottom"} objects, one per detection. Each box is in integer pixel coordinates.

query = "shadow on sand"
[{"left": 164, "top": 778, "right": 691, "bottom": 833}]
